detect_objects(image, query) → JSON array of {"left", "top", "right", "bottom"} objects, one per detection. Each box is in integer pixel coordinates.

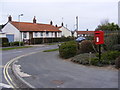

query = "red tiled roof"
[
  {"left": 77, "top": 31, "right": 94, "bottom": 34},
  {"left": 11, "top": 21, "right": 61, "bottom": 32}
]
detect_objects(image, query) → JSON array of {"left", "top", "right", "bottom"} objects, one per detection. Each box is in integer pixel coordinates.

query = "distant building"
[
  {"left": 58, "top": 26, "right": 72, "bottom": 37},
  {"left": 1, "top": 16, "right": 62, "bottom": 43},
  {"left": 118, "top": 1, "right": 120, "bottom": 27},
  {"left": 74, "top": 31, "right": 94, "bottom": 37}
]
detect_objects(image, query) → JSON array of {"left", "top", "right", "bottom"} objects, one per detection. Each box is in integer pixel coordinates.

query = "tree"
[{"left": 96, "top": 22, "right": 120, "bottom": 31}]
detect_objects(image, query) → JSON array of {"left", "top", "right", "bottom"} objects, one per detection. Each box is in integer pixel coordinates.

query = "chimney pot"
[
  {"left": 8, "top": 15, "right": 12, "bottom": 22},
  {"left": 50, "top": 21, "right": 53, "bottom": 25},
  {"left": 33, "top": 16, "right": 36, "bottom": 23}
]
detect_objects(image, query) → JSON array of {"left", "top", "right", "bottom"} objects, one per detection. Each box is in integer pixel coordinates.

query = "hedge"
[{"left": 59, "top": 41, "right": 78, "bottom": 59}]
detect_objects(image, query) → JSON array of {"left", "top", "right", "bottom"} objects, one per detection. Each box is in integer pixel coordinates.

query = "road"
[
  {"left": 1, "top": 45, "right": 58, "bottom": 88},
  {"left": 15, "top": 48, "right": 118, "bottom": 88}
]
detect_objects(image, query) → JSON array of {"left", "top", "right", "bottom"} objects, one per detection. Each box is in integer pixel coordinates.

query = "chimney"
[
  {"left": 50, "top": 21, "right": 53, "bottom": 25},
  {"left": 55, "top": 24, "right": 58, "bottom": 27},
  {"left": 61, "top": 22, "right": 64, "bottom": 26},
  {"left": 33, "top": 16, "right": 36, "bottom": 23},
  {"left": 8, "top": 15, "right": 12, "bottom": 22}
]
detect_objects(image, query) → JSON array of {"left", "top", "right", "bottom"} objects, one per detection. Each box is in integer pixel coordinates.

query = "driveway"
[{"left": 14, "top": 51, "right": 118, "bottom": 88}]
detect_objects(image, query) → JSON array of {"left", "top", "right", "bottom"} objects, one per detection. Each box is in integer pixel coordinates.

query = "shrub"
[
  {"left": 101, "top": 51, "right": 120, "bottom": 65},
  {"left": 2, "top": 42, "right": 9, "bottom": 47},
  {"left": 13, "top": 41, "right": 24, "bottom": 46},
  {"left": 91, "top": 58, "right": 99, "bottom": 66},
  {"left": 31, "top": 38, "right": 43, "bottom": 44},
  {"left": 71, "top": 53, "right": 95, "bottom": 65},
  {"left": 0, "top": 38, "right": 9, "bottom": 47},
  {"left": 79, "top": 40, "right": 97, "bottom": 53},
  {"left": 59, "top": 41, "right": 78, "bottom": 59},
  {"left": 104, "top": 35, "right": 118, "bottom": 51},
  {"left": 115, "top": 56, "right": 120, "bottom": 69}
]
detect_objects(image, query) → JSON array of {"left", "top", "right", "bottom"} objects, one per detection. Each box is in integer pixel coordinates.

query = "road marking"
[
  {"left": 3, "top": 50, "right": 41, "bottom": 88},
  {"left": 0, "top": 83, "right": 12, "bottom": 88}
]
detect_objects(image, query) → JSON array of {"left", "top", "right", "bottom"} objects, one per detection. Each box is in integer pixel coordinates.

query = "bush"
[
  {"left": 31, "top": 38, "right": 43, "bottom": 44},
  {"left": 0, "top": 38, "right": 9, "bottom": 47},
  {"left": 115, "top": 56, "right": 120, "bottom": 69},
  {"left": 59, "top": 41, "right": 78, "bottom": 59},
  {"left": 13, "top": 41, "right": 24, "bottom": 46},
  {"left": 71, "top": 53, "right": 95, "bottom": 65},
  {"left": 103, "top": 35, "right": 118, "bottom": 51},
  {"left": 101, "top": 51, "right": 120, "bottom": 65},
  {"left": 79, "top": 40, "right": 97, "bottom": 53},
  {"left": 91, "top": 58, "right": 99, "bottom": 66}
]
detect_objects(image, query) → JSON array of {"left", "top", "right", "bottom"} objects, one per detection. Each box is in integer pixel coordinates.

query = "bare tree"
[{"left": 100, "top": 18, "right": 109, "bottom": 25}]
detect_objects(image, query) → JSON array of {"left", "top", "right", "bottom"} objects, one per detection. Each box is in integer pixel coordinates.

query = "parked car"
[{"left": 76, "top": 37, "right": 86, "bottom": 42}]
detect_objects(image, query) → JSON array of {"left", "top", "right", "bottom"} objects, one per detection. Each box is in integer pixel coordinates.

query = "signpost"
[{"left": 94, "top": 31, "right": 104, "bottom": 64}]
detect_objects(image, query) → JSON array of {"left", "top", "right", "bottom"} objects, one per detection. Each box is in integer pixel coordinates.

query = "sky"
[{"left": 0, "top": 0, "right": 119, "bottom": 31}]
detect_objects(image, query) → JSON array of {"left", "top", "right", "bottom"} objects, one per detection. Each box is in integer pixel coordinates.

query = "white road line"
[{"left": 0, "top": 83, "right": 12, "bottom": 88}]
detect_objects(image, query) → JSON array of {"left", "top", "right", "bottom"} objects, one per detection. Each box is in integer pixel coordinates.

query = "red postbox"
[{"left": 94, "top": 31, "right": 104, "bottom": 45}]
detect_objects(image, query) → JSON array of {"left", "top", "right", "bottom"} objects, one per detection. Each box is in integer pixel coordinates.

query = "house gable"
[
  {"left": 2, "top": 22, "right": 20, "bottom": 41},
  {"left": 59, "top": 26, "right": 72, "bottom": 37}
]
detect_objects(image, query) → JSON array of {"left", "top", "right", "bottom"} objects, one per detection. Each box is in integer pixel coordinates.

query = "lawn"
[
  {"left": 1, "top": 46, "right": 32, "bottom": 51},
  {"left": 43, "top": 48, "right": 59, "bottom": 52}
]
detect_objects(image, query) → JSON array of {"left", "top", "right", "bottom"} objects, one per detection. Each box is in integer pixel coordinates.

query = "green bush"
[
  {"left": 31, "top": 38, "right": 43, "bottom": 44},
  {"left": 104, "top": 35, "right": 118, "bottom": 51},
  {"left": 59, "top": 41, "right": 78, "bottom": 59},
  {"left": 71, "top": 53, "right": 95, "bottom": 65},
  {"left": 101, "top": 51, "right": 120, "bottom": 65},
  {"left": 115, "top": 56, "right": 120, "bottom": 69},
  {"left": 13, "top": 41, "right": 24, "bottom": 46},
  {"left": 91, "top": 58, "right": 99, "bottom": 66},
  {"left": 0, "top": 38, "right": 9, "bottom": 47},
  {"left": 79, "top": 40, "right": 97, "bottom": 53},
  {"left": 3, "top": 42, "right": 9, "bottom": 47}
]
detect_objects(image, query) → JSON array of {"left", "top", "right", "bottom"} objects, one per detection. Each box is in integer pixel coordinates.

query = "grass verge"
[
  {"left": 1, "top": 46, "right": 32, "bottom": 51},
  {"left": 43, "top": 48, "right": 59, "bottom": 52}
]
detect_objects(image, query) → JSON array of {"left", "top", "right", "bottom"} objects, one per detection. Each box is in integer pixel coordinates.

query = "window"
[
  {"left": 35, "top": 32, "right": 38, "bottom": 37},
  {"left": 40, "top": 32, "right": 43, "bottom": 36},
  {"left": 51, "top": 32, "right": 54, "bottom": 36},
  {"left": 46, "top": 32, "right": 49, "bottom": 36},
  {"left": 23, "top": 32, "right": 27, "bottom": 38},
  {"left": 58, "top": 32, "right": 61, "bottom": 37}
]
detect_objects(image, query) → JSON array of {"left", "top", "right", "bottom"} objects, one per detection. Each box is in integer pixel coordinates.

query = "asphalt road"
[
  {"left": 1, "top": 45, "right": 58, "bottom": 88},
  {"left": 15, "top": 50, "right": 118, "bottom": 88}
]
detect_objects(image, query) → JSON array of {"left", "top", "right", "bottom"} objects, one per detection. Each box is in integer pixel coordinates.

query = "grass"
[
  {"left": 43, "top": 48, "right": 59, "bottom": 52},
  {"left": 46, "top": 43, "right": 59, "bottom": 45},
  {"left": 1, "top": 46, "right": 32, "bottom": 51}
]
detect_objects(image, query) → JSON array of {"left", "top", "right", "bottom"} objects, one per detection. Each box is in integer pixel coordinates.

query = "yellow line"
[
  {"left": 3, "top": 50, "right": 42, "bottom": 88},
  {"left": 3, "top": 61, "right": 14, "bottom": 88}
]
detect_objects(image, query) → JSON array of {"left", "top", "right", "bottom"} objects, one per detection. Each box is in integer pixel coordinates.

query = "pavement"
[{"left": 13, "top": 49, "right": 118, "bottom": 88}]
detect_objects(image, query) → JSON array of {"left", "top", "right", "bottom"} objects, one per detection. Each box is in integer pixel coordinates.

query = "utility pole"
[{"left": 18, "top": 14, "right": 23, "bottom": 46}]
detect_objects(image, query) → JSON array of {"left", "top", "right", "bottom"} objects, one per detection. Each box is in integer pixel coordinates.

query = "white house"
[
  {"left": 73, "top": 31, "right": 94, "bottom": 37},
  {"left": 2, "top": 16, "right": 62, "bottom": 43},
  {"left": 0, "top": 31, "right": 6, "bottom": 38},
  {"left": 58, "top": 23, "right": 72, "bottom": 37}
]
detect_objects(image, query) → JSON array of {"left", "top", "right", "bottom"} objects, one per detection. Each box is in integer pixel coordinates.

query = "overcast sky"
[{"left": 0, "top": 0, "right": 119, "bottom": 31}]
